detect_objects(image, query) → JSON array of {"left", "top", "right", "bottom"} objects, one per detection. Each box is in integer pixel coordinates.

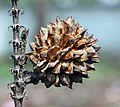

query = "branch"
[{"left": 9, "top": 0, "right": 29, "bottom": 107}]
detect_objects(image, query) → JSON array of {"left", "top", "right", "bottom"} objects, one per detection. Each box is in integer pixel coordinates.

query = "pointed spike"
[
  {"left": 80, "top": 28, "right": 87, "bottom": 36},
  {"left": 41, "top": 63, "right": 49, "bottom": 72},
  {"left": 64, "top": 50, "right": 73, "bottom": 60},
  {"left": 86, "top": 34, "right": 93, "bottom": 39},
  {"left": 86, "top": 46, "right": 96, "bottom": 54},
  {"left": 56, "top": 16, "right": 61, "bottom": 24},
  {"left": 87, "top": 38, "right": 98, "bottom": 46},
  {"left": 60, "top": 34, "right": 70, "bottom": 47},
  {"left": 35, "top": 35, "right": 41, "bottom": 46},
  {"left": 35, "top": 47, "right": 42, "bottom": 53},
  {"left": 47, "top": 73, "right": 56, "bottom": 84},
  {"left": 49, "top": 60, "right": 59, "bottom": 67},
  {"left": 73, "top": 50, "right": 84, "bottom": 58},
  {"left": 92, "top": 58, "right": 100, "bottom": 63},
  {"left": 86, "top": 34, "right": 93, "bottom": 43},
  {"left": 62, "top": 20, "right": 69, "bottom": 34},
  {"left": 37, "top": 60, "right": 46, "bottom": 67},
  {"left": 82, "top": 73, "right": 89, "bottom": 78},
  {"left": 66, "top": 16, "right": 74, "bottom": 25},
  {"left": 29, "top": 54, "right": 38, "bottom": 64},
  {"left": 59, "top": 74, "right": 71, "bottom": 87},
  {"left": 93, "top": 45, "right": 101, "bottom": 51},
  {"left": 92, "top": 53, "right": 99, "bottom": 58},
  {"left": 29, "top": 42, "right": 37, "bottom": 51},
  {"left": 41, "top": 27, "right": 48, "bottom": 36},
  {"left": 86, "top": 63, "right": 95, "bottom": 71},
  {"left": 78, "top": 62, "right": 87, "bottom": 72},
  {"left": 80, "top": 50, "right": 88, "bottom": 62},
  {"left": 70, "top": 72, "right": 83, "bottom": 83},
  {"left": 54, "top": 75, "right": 61, "bottom": 87}
]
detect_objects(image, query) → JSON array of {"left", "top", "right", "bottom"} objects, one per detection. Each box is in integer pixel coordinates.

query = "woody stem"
[{"left": 9, "top": 0, "right": 27, "bottom": 107}]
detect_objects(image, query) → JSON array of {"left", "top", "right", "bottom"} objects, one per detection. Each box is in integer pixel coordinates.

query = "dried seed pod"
[{"left": 26, "top": 16, "right": 100, "bottom": 88}]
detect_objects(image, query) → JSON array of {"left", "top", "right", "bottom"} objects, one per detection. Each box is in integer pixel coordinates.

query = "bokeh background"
[{"left": 0, "top": 0, "right": 120, "bottom": 107}]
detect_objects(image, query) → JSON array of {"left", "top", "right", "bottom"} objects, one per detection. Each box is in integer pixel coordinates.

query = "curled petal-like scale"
[
  {"left": 93, "top": 45, "right": 101, "bottom": 52},
  {"left": 49, "top": 60, "right": 59, "bottom": 67},
  {"left": 86, "top": 63, "right": 95, "bottom": 71},
  {"left": 73, "top": 50, "right": 83, "bottom": 58},
  {"left": 78, "top": 28, "right": 87, "bottom": 37},
  {"left": 59, "top": 74, "right": 71, "bottom": 88},
  {"left": 37, "top": 60, "right": 47, "bottom": 67},
  {"left": 60, "top": 34, "right": 70, "bottom": 47},
  {"left": 65, "top": 62, "right": 73, "bottom": 74},
  {"left": 92, "top": 57, "right": 100, "bottom": 63},
  {"left": 29, "top": 42, "right": 37, "bottom": 51},
  {"left": 62, "top": 20, "right": 69, "bottom": 34},
  {"left": 53, "top": 63, "right": 61, "bottom": 74},
  {"left": 35, "top": 35, "right": 41, "bottom": 46},
  {"left": 64, "top": 50, "right": 73, "bottom": 60},
  {"left": 87, "top": 38, "right": 98, "bottom": 46},
  {"left": 54, "top": 75, "right": 61, "bottom": 87},
  {"left": 66, "top": 16, "right": 75, "bottom": 26},
  {"left": 80, "top": 50, "right": 88, "bottom": 62},
  {"left": 70, "top": 72, "right": 83, "bottom": 83},
  {"left": 86, "top": 47, "right": 96, "bottom": 55},
  {"left": 30, "top": 54, "right": 40, "bottom": 64},
  {"left": 47, "top": 45, "right": 60, "bottom": 60}
]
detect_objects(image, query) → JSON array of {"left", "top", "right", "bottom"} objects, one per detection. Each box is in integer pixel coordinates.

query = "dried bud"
[{"left": 26, "top": 16, "right": 100, "bottom": 88}]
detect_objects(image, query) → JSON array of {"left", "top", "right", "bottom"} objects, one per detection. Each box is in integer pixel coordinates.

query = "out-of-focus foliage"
[
  {"left": 0, "top": 0, "right": 32, "bottom": 5},
  {"left": 1, "top": 0, "right": 120, "bottom": 5},
  {"left": 49, "top": 0, "right": 96, "bottom": 4}
]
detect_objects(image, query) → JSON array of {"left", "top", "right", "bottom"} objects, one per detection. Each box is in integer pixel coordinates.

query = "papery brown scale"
[
  {"left": 92, "top": 57, "right": 100, "bottom": 63},
  {"left": 54, "top": 75, "right": 61, "bottom": 87},
  {"left": 49, "top": 23, "right": 56, "bottom": 33},
  {"left": 66, "top": 16, "right": 74, "bottom": 25},
  {"left": 86, "top": 63, "right": 95, "bottom": 71},
  {"left": 59, "top": 34, "right": 70, "bottom": 47},
  {"left": 56, "top": 16, "right": 61, "bottom": 25},
  {"left": 62, "top": 20, "right": 69, "bottom": 34},
  {"left": 93, "top": 45, "right": 101, "bottom": 52},
  {"left": 35, "top": 35, "right": 41, "bottom": 46},
  {"left": 76, "top": 38, "right": 87, "bottom": 48},
  {"left": 87, "top": 38, "right": 98, "bottom": 46},
  {"left": 51, "top": 35, "right": 60, "bottom": 46},
  {"left": 47, "top": 45, "right": 60, "bottom": 60},
  {"left": 63, "top": 50, "right": 73, "bottom": 60},
  {"left": 92, "top": 53, "right": 99, "bottom": 58},
  {"left": 52, "top": 63, "right": 61, "bottom": 74},
  {"left": 47, "top": 33, "right": 55, "bottom": 46},
  {"left": 78, "top": 28, "right": 87, "bottom": 37},
  {"left": 65, "top": 62, "right": 73, "bottom": 74},
  {"left": 80, "top": 50, "right": 88, "bottom": 62},
  {"left": 29, "top": 53, "right": 40, "bottom": 64},
  {"left": 29, "top": 42, "right": 38, "bottom": 51}
]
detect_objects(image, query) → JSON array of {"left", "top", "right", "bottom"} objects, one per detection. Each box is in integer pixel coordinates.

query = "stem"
[
  {"left": 9, "top": 1, "right": 40, "bottom": 107},
  {"left": 9, "top": 0, "right": 28, "bottom": 107}
]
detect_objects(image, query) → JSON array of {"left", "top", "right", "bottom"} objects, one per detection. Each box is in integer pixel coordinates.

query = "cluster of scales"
[{"left": 27, "top": 16, "right": 100, "bottom": 89}]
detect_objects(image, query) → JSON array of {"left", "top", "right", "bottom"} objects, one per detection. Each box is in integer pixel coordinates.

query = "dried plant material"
[{"left": 26, "top": 16, "right": 100, "bottom": 88}]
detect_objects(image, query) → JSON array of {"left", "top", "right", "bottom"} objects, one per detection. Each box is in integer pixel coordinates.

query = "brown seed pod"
[{"left": 26, "top": 16, "right": 100, "bottom": 88}]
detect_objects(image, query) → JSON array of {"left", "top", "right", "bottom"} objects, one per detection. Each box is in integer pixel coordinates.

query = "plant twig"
[
  {"left": 9, "top": 1, "right": 41, "bottom": 106},
  {"left": 9, "top": 0, "right": 28, "bottom": 107}
]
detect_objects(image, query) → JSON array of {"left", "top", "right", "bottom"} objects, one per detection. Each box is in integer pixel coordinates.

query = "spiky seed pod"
[{"left": 27, "top": 16, "right": 100, "bottom": 89}]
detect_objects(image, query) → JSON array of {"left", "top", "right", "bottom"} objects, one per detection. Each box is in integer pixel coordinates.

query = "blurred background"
[{"left": 0, "top": 0, "right": 120, "bottom": 107}]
